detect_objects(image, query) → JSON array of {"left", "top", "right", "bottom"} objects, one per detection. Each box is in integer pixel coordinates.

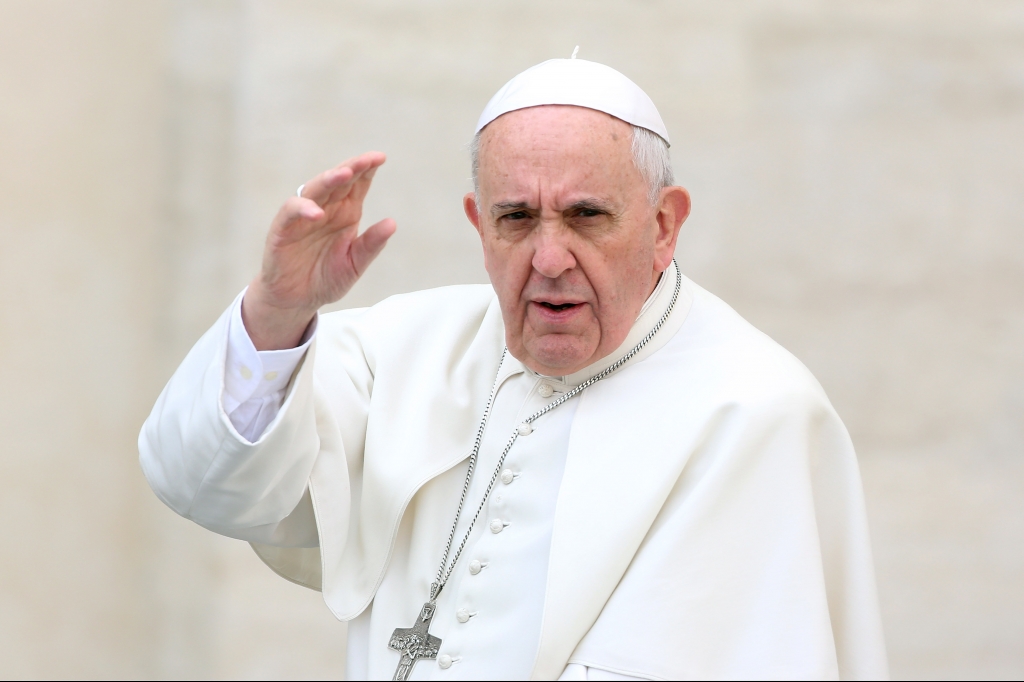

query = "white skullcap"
[{"left": 475, "top": 57, "right": 670, "bottom": 146}]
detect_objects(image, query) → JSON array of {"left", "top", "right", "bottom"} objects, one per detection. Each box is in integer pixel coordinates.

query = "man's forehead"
[
  {"left": 480, "top": 104, "right": 630, "bottom": 144},
  {"left": 477, "top": 109, "right": 642, "bottom": 210},
  {"left": 480, "top": 154, "right": 630, "bottom": 198},
  {"left": 478, "top": 107, "right": 637, "bottom": 182}
]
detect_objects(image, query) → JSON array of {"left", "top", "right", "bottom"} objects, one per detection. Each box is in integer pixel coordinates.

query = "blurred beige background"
[{"left": 1, "top": 0, "right": 1021, "bottom": 678}]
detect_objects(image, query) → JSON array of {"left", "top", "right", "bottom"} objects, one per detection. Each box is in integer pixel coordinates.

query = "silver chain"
[{"left": 428, "top": 262, "right": 682, "bottom": 602}]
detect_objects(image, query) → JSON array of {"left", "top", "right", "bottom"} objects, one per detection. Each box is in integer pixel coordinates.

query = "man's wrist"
[{"left": 241, "top": 290, "right": 317, "bottom": 351}]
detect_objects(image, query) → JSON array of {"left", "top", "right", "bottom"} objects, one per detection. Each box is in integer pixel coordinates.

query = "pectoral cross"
[{"left": 389, "top": 601, "right": 442, "bottom": 681}]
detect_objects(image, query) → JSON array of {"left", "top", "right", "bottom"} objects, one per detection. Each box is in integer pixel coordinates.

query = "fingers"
[
  {"left": 349, "top": 218, "right": 397, "bottom": 276},
  {"left": 300, "top": 151, "right": 386, "bottom": 206},
  {"left": 273, "top": 196, "right": 325, "bottom": 234},
  {"left": 290, "top": 196, "right": 325, "bottom": 221}
]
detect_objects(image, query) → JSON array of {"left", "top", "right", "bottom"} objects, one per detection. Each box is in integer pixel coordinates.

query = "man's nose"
[{"left": 531, "top": 224, "right": 576, "bottom": 279}]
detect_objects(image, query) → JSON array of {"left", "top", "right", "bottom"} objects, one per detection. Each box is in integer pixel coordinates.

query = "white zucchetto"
[{"left": 475, "top": 57, "right": 670, "bottom": 145}]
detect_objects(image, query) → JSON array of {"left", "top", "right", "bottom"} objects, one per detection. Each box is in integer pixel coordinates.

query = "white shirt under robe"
[{"left": 140, "top": 262, "right": 889, "bottom": 680}]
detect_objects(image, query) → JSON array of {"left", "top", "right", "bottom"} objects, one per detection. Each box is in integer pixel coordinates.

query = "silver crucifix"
[{"left": 389, "top": 600, "right": 442, "bottom": 680}]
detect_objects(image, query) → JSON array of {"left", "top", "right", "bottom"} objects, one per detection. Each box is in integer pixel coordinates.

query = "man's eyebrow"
[
  {"left": 565, "top": 198, "right": 613, "bottom": 213},
  {"left": 490, "top": 201, "right": 533, "bottom": 217},
  {"left": 489, "top": 198, "right": 615, "bottom": 217}
]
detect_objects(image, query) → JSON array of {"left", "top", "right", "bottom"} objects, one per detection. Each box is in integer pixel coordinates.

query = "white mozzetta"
[{"left": 140, "top": 261, "right": 887, "bottom": 680}]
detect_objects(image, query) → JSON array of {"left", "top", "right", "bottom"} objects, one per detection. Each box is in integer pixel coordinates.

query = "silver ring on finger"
[{"left": 296, "top": 183, "right": 305, "bottom": 198}]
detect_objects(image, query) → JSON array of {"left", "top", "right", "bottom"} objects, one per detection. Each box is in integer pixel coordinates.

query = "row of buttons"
[
  {"left": 516, "top": 382, "right": 554, "bottom": 436},
  {"left": 437, "top": 383, "right": 554, "bottom": 671},
  {"left": 488, "top": 464, "right": 520, "bottom": 535}
]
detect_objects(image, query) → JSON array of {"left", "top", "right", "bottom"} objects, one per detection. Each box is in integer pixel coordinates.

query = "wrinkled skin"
[{"left": 464, "top": 105, "right": 691, "bottom": 376}]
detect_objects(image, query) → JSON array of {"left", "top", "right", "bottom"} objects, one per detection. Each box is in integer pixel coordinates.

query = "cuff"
[{"left": 222, "top": 288, "right": 317, "bottom": 414}]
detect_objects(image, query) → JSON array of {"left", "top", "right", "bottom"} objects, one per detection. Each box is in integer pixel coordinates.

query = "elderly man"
[{"left": 140, "top": 58, "right": 887, "bottom": 680}]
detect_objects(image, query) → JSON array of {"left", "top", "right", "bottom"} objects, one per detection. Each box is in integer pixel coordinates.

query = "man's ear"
[
  {"left": 654, "top": 186, "right": 691, "bottom": 271},
  {"left": 464, "top": 193, "right": 483, "bottom": 237}
]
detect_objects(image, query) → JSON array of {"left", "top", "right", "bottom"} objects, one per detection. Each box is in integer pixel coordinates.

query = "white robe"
[{"left": 140, "top": 262, "right": 888, "bottom": 680}]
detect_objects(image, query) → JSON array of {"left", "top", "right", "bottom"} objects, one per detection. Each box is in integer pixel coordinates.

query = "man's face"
[{"left": 464, "top": 105, "right": 690, "bottom": 376}]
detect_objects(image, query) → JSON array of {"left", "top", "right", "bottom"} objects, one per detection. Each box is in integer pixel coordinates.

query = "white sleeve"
[
  {"left": 140, "top": 292, "right": 327, "bottom": 548},
  {"left": 222, "top": 289, "right": 316, "bottom": 443}
]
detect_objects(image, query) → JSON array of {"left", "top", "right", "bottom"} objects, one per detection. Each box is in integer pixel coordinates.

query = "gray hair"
[{"left": 470, "top": 124, "right": 673, "bottom": 205}]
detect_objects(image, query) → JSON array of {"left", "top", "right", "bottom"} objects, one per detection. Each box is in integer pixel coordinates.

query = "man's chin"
[{"left": 521, "top": 334, "right": 597, "bottom": 376}]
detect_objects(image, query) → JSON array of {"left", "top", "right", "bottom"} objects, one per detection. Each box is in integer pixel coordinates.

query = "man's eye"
[
  {"left": 577, "top": 209, "right": 603, "bottom": 218},
  {"left": 505, "top": 211, "right": 529, "bottom": 220}
]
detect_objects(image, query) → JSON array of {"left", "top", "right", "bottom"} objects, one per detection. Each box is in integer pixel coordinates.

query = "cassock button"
[
  {"left": 538, "top": 383, "right": 554, "bottom": 398},
  {"left": 456, "top": 608, "right": 471, "bottom": 623},
  {"left": 517, "top": 422, "right": 533, "bottom": 436},
  {"left": 489, "top": 518, "right": 505, "bottom": 534},
  {"left": 500, "top": 469, "right": 514, "bottom": 485},
  {"left": 469, "top": 560, "right": 482, "bottom": 575},
  {"left": 438, "top": 654, "right": 453, "bottom": 669}
]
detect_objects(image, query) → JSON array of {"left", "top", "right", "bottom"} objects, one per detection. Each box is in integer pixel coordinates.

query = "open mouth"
[{"left": 538, "top": 301, "right": 578, "bottom": 311}]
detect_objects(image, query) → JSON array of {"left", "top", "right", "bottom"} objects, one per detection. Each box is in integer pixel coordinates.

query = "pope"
[{"left": 140, "top": 57, "right": 888, "bottom": 680}]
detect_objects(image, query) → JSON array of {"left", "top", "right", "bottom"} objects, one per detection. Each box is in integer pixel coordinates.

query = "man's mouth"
[{"left": 538, "top": 301, "right": 578, "bottom": 311}]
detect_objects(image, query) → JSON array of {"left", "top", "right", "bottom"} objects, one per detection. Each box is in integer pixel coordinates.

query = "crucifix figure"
[{"left": 389, "top": 600, "right": 442, "bottom": 681}]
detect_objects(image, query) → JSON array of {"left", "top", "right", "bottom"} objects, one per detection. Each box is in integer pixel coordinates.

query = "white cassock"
[{"left": 139, "top": 261, "right": 888, "bottom": 680}]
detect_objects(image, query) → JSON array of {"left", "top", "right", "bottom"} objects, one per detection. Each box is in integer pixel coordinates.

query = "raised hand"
[{"left": 242, "top": 152, "right": 396, "bottom": 350}]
